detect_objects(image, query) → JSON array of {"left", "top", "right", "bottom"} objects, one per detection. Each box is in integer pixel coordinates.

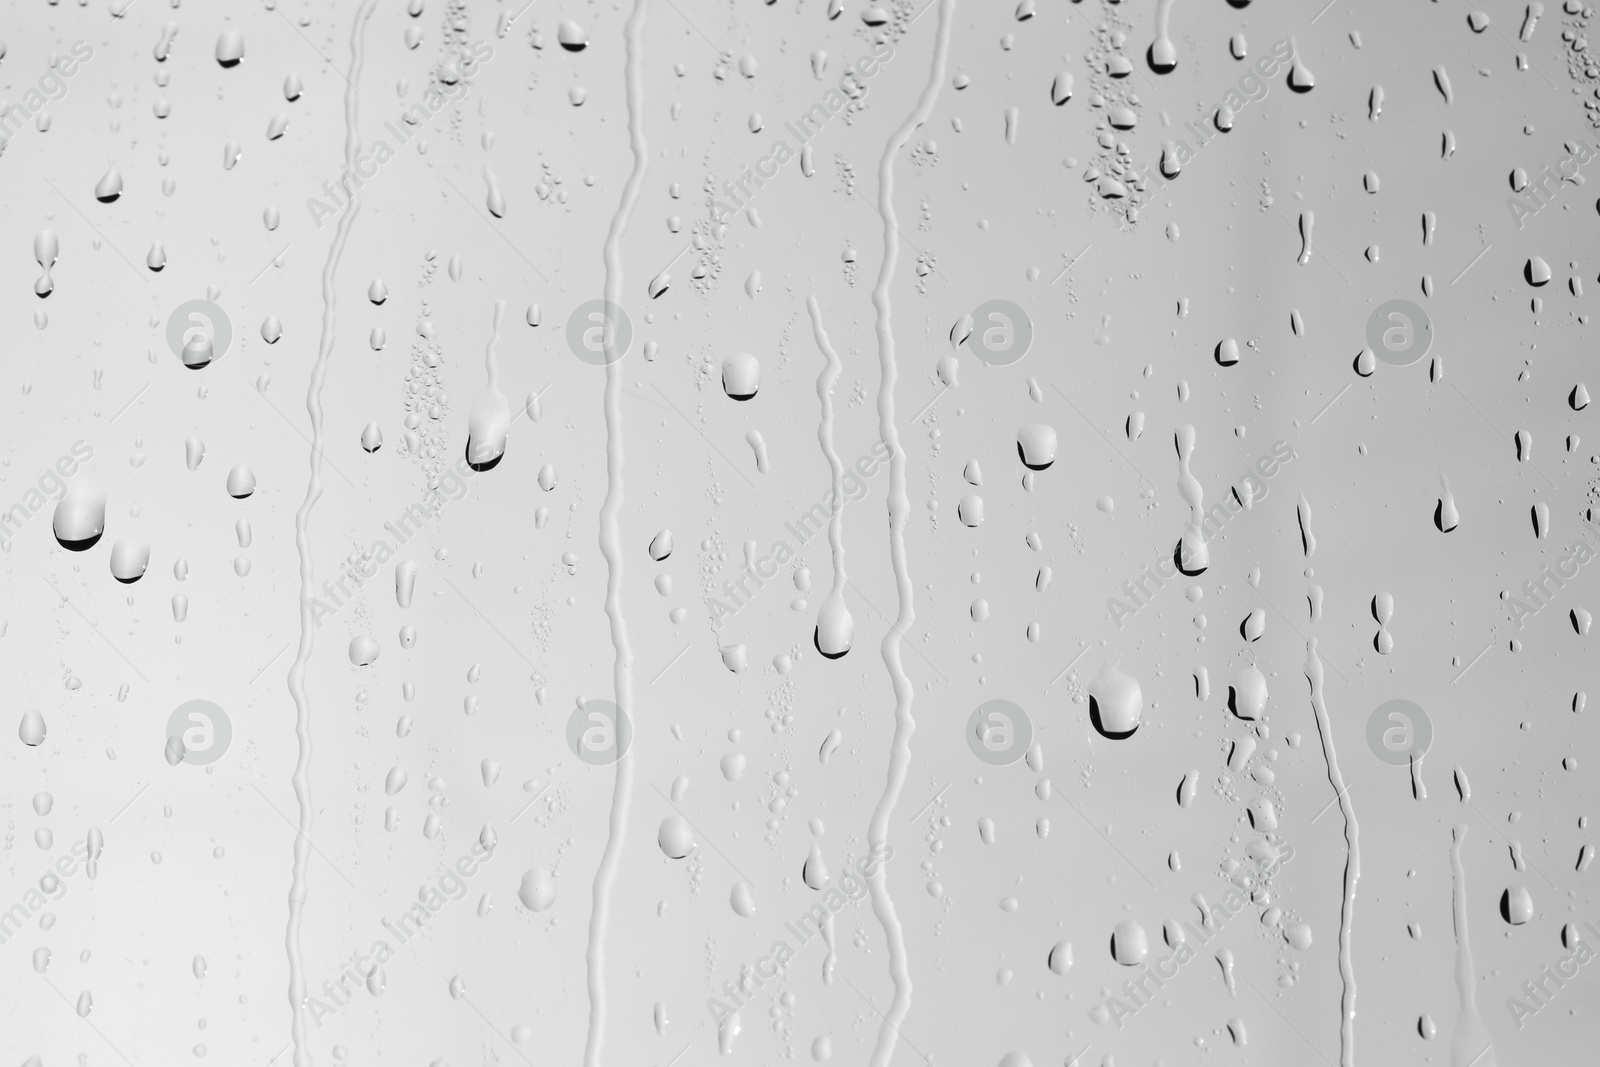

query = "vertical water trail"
[
  {"left": 583, "top": 1, "right": 647, "bottom": 1064},
  {"left": 864, "top": 4, "right": 955, "bottom": 1065},
  {"left": 486, "top": 298, "right": 504, "bottom": 385},
  {"left": 466, "top": 302, "right": 512, "bottom": 470},
  {"left": 807, "top": 295, "right": 850, "bottom": 659},
  {"left": 1449, "top": 825, "right": 1497, "bottom": 1067},
  {"left": 1175, "top": 425, "right": 1208, "bottom": 573},
  {"left": 1303, "top": 639, "right": 1360, "bottom": 1067},
  {"left": 1151, "top": 0, "right": 1178, "bottom": 70},
  {"left": 284, "top": 3, "right": 376, "bottom": 1064}
]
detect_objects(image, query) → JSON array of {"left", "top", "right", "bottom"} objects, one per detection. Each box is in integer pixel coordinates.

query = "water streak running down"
[
  {"left": 1304, "top": 639, "right": 1360, "bottom": 1067},
  {"left": 808, "top": 295, "right": 852, "bottom": 661},
  {"left": 1149, "top": 0, "right": 1178, "bottom": 72},
  {"left": 1175, "top": 425, "right": 1208, "bottom": 574},
  {"left": 864, "top": 3, "right": 957, "bottom": 1064},
  {"left": 1449, "top": 825, "right": 1498, "bottom": 1066},
  {"left": 583, "top": 2, "right": 648, "bottom": 1065},
  {"left": 285, "top": 4, "right": 377, "bottom": 1064}
]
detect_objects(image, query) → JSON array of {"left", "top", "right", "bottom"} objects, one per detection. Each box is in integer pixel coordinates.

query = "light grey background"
[{"left": 2, "top": 1, "right": 1596, "bottom": 1065}]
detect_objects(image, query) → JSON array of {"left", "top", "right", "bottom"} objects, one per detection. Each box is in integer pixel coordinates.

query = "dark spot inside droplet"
[
  {"left": 1016, "top": 443, "right": 1052, "bottom": 471},
  {"left": 465, "top": 441, "right": 503, "bottom": 473},
  {"left": 1174, "top": 540, "right": 1206, "bottom": 578},
  {"left": 814, "top": 627, "right": 848, "bottom": 660},
  {"left": 1089, "top": 696, "right": 1138, "bottom": 740},
  {"left": 1227, "top": 687, "right": 1253, "bottom": 721},
  {"left": 56, "top": 532, "right": 102, "bottom": 552}
]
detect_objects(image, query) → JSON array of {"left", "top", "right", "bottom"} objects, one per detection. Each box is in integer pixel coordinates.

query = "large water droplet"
[
  {"left": 814, "top": 592, "right": 852, "bottom": 658},
  {"left": 557, "top": 19, "right": 588, "bottom": 50},
  {"left": 109, "top": 539, "right": 150, "bottom": 583},
  {"left": 95, "top": 166, "right": 124, "bottom": 203},
  {"left": 1088, "top": 661, "right": 1143, "bottom": 738},
  {"left": 226, "top": 465, "right": 256, "bottom": 498},
  {"left": 215, "top": 28, "right": 244, "bottom": 67},
  {"left": 53, "top": 480, "right": 107, "bottom": 550},
  {"left": 1016, "top": 424, "right": 1057, "bottom": 470},
  {"left": 1228, "top": 665, "right": 1268, "bottom": 720},
  {"left": 518, "top": 867, "right": 557, "bottom": 910},
  {"left": 722, "top": 353, "right": 760, "bottom": 400},
  {"left": 465, "top": 387, "right": 510, "bottom": 471},
  {"left": 1111, "top": 918, "right": 1149, "bottom": 964},
  {"left": 19, "top": 708, "right": 47, "bottom": 746},
  {"left": 658, "top": 815, "right": 695, "bottom": 859}
]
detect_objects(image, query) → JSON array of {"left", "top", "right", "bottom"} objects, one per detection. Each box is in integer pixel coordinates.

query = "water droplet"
[
  {"left": 1016, "top": 424, "right": 1057, "bottom": 470},
  {"left": 1047, "top": 940, "right": 1072, "bottom": 974},
  {"left": 109, "top": 539, "right": 150, "bottom": 582},
  {"left": 1111, "top": 918, "right": 1149, "bottom": 964},
  {"left": 1229, "top": 665, "right": 1268, "bottom": 720},
  {"left": 658, "top": 815, "right": 695, "bottom": 859},
  {"left": 1089, "top": 661, "right": 1143, "bottom": 738},
  {"left": 558, "top": 20, "right": 588, "bottom": 51},
  {"left": 1433, "top": 65, "right": 1454, "bottom": 104},
  {"left": 226, "top": 465, "right": 256, "bottom": 498},
  {"left": 95, "top": 166, "right": 123, "bottom": 203},
  {"left": 53, "top": 479, "right": 107, "bottom": 550},
  {"left": 215, "top": 29, "right": 244, "bottom": 67},
  {"left": 730, "top": 881, "right": 756, "bottom": 916},
  {"left": 518, "top": 867, "right": 557, "bottom": 910},
  {"left": 19, "top": 708, "right": 46, "bottom": 746},
  {"left": 1050, "top": 70, "right": 1073, "bottom": 105},
  {"left": 815, "top": 592, "right": 852, "bottom": 658},
  {"left": 722, "top": 353, "right": 760, "bottom": 400}
]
